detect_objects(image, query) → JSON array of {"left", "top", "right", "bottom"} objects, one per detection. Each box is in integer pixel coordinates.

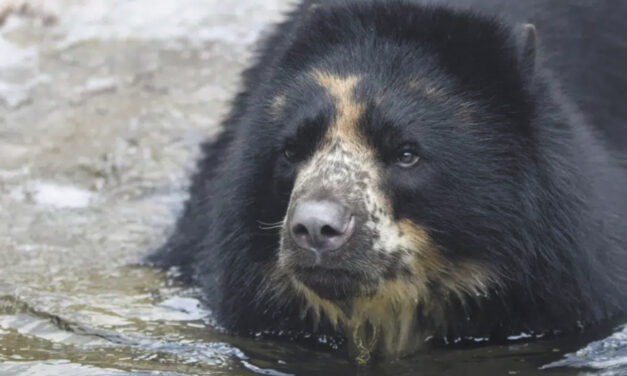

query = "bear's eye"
[
  {"left": 283, "top": 143, "right": 300, "bottom": 162},
  {"left": 395, "top": 149, "right": 420, "bottom": 168}
]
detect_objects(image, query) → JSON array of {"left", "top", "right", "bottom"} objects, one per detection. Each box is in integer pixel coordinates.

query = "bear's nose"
[{"left": 289, "top": 199, "right": 355, "bottom": 254}]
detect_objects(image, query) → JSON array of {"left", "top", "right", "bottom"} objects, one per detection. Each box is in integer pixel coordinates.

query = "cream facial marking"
[{"left": 311, "top": 71, "right": 364, "bottom": 144}]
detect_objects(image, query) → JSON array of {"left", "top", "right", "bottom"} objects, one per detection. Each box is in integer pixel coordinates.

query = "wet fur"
[{"left": 150, "top": 0, "right": 627, "bottom": 359}]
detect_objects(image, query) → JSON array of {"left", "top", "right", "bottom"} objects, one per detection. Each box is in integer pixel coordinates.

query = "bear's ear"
[
  {"left": 307, "top": 3, "right": 321, "bottom": 13},
  {"left": 302, "top": 2, "right": 323, "bottom": 20},
  {"left": 517, "top": 23, "right": 537, "bottom": 81},
  {"left": 295, "top": 3, "right": 324, "bottom": 32}
]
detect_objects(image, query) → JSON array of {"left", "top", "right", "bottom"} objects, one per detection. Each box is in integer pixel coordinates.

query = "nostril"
[
  {"left": 320, "top": 224, "right": 341, "bottom": 238},
  {"left": 292, "top": 223, "right": 309, "bottom": 237}
]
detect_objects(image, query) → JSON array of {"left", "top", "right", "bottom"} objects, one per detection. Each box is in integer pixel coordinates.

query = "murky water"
[{"left": 1, "top": 1, "right": 626, "bottom": 375}]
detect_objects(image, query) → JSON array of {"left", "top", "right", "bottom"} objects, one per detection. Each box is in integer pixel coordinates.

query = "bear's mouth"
[{"left": 292, "top": 265, "right": 379, "bottom": 301}]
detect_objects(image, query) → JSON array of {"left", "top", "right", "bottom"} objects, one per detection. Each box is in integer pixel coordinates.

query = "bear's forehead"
[{"left": 270, "top": 67, "right": 478, "bottom": 146}]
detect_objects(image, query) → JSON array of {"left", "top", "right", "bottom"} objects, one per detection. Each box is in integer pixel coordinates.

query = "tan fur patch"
[
  {"left": 311, "top": 70, "right": 365, "bottom": 145},
  {"left": 399, "top": 219, "right": 495, "bottom": 298},
  {"left": 291, "top": 277, "right": 426, "bottom": 359},
  {"left": 287, "top": 219, "right": 496, "bottom": 359}
]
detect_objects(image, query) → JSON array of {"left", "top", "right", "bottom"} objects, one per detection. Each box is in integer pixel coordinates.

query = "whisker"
[
  {"left": 259, "top": 223, "right": 285, "bottom": 230},
  {"left": 256, "top": 220, "right": 285, "bottom": 226}
]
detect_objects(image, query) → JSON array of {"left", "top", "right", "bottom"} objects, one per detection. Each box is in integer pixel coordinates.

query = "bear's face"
[{"left": 266, "top": 55, "right": 527, "bottom": 322}]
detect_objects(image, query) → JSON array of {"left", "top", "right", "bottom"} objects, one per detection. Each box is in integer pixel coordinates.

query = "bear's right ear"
[
  {"left": 307, "top": 3, "right": 321, "bottom": 13},
  {"left": 293, "top": 2, "right": 325, "bottom": 34},
  {"left": 517, "top": 23, "right": 537, "bottom": 81}
]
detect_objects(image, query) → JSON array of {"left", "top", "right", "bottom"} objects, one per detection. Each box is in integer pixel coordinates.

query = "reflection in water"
[{"left": 0, "top": 1, "right": 625, "bottom": 375}]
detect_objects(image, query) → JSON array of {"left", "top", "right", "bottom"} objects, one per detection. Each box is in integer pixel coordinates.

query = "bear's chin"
[{"left": 291, "top": 265, "right": 379, "bottom": 301}]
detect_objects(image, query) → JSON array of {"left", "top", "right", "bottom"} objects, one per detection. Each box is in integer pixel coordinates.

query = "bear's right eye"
[{"left": 283, "top": 142, "right": 300, "bottom": 162}]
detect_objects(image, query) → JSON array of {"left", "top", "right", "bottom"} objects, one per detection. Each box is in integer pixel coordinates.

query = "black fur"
[{"left": 150, "top": 0, "right": 627, "bottom": 351}]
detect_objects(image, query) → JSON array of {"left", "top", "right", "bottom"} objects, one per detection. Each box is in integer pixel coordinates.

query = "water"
[{"left": 0, "top": 1, "right": 625, "bottom": 375}]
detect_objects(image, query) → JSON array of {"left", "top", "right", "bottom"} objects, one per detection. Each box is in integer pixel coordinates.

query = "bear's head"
[{"left": 239, "top": 4, "right": 542, "bottom": 357}]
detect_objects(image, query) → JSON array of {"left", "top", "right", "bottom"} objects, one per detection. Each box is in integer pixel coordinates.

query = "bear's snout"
[{"left": 288, "top": 199, "right": 355, "bottom": 259}]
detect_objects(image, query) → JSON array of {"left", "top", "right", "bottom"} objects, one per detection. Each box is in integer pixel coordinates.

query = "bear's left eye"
[{"left": 395, "top": 149, "right": 420, "bottom": 168}]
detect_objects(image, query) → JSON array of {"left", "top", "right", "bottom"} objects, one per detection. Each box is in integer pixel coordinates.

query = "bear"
[{"left": 149, "top": 0, "right": 627, "bottom": 361}]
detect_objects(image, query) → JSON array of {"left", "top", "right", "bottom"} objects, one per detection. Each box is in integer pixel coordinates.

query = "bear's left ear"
[{"left": 516, "top": 23, "right": 537, "bottom": 81}]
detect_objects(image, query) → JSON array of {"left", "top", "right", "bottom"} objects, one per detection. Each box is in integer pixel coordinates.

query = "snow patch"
[
  {"left": 0, "top": 166, "right": 30, "bottom": 178},
  {"left": 0, "top": 74, "right": 50, "bottom": 108},
  {"left": 11, "top": 181, "right": 95, "bottom": 208},
  {"left": 83, "top": 77, "right": 117, "bottom": 93},
  {"left": 0, "top": 35, "right": 37, "bottom": 70}
]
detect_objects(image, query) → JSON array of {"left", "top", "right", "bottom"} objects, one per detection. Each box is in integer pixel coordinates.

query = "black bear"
[{"left": 150, "top": 0, "right": 627, "bottom": 360}]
